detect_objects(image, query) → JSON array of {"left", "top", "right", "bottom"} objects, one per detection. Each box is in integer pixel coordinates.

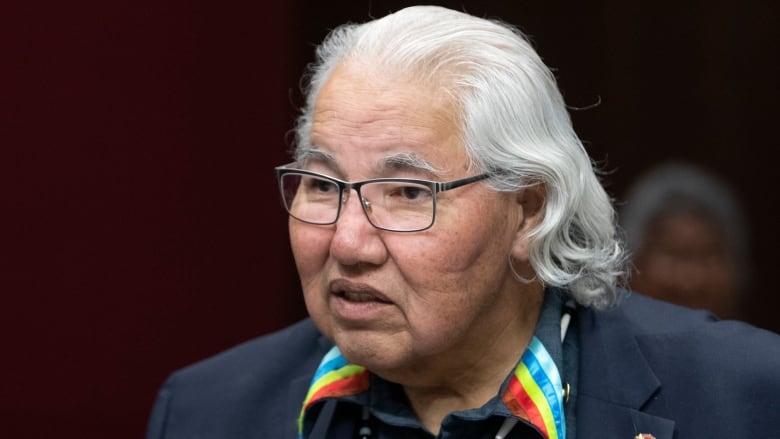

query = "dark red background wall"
[
  {"left": 2, "top": 1, "right": 303, "bottom": 436},
  {"left": 2, "top": 1, "right": 778, "bottom": 437}
]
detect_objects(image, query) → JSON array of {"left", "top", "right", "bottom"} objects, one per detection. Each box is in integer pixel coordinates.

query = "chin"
[{"left": 334, "top": 329, "right": 406, "bottom": 368}]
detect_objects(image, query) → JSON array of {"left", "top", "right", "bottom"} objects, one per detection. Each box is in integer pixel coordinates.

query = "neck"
[{"left": 402, "top": 284, "right": 544, "bottom": 434}]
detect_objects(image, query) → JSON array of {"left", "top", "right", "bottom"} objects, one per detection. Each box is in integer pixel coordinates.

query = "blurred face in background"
[{"left": 630, "top": 209, "right": 741, "bottom": 319}]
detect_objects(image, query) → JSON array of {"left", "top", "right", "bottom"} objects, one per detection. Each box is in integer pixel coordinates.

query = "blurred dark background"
[{"left": 2, "top": 0, "right": 777, "bottom": 437}]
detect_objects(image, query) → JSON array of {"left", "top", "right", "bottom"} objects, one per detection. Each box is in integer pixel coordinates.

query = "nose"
[
  {"left": 361, "top": 198, "right": 372, "bottom": 214},
  {"left": 335, "top": 188, "right": 375, "bottom": 235},
  {"left": 329, "top": 189, "right": 387, "bottom": 266},
  {"left": 336, "top": 187, "right": 374, "bottom": 226}
]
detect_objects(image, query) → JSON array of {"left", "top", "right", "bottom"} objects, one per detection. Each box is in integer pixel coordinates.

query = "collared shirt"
[{"left": 300, "top": 288, "right": 579, "bottom": 439}]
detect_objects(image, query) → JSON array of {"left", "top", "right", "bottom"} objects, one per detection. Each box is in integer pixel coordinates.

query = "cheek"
[
  {"left": 427, "top": 200, "right": 514, "bottom": 275},
  {"left": 289, "top": 223, "right": 331, "bottom": 276},
  {"left": 290, "top": 223, "right": 335, "bottom": 335},
  {"left": 407, "top": 289, "right": 478, "bottom": 350},
  {"left": 393, "top": 208, "right": 514, "bottom": 333}
]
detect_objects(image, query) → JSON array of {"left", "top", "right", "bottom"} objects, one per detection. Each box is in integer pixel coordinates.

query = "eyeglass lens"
[{"left": 279, "top": 172, "right": 435, "bottom": 231}]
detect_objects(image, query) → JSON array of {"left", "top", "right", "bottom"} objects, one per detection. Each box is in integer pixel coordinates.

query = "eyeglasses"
[{"left": 275, "top": 164, "right": 493, "bottom": 232}]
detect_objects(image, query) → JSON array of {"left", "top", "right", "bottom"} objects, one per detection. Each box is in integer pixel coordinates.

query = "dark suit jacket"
[{"left": 147, "top": 293, "right": 780, "bottom": 438}]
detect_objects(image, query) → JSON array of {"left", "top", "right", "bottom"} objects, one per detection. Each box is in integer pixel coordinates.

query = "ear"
[{"left": 510, "top": 182, "right": 546, "bottom": 263}]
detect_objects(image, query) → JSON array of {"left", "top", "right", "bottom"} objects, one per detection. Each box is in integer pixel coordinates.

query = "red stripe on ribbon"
[
  {"left": 502, "top": 375, "right": 550, "bottom": 438},
  {"left": 304, "top": 370, "right": 370, "bottom": 411}
]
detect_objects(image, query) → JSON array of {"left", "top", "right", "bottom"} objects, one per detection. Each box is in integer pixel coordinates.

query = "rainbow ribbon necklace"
[
  {"left": 501, "top": 336, "right": 566, "bottom": 439},
  {"left": 298, "top": 337, "right": 564, "bottom": 439},
  {"left": 297, "top": 346, "right": 369, "bottom": 438}
]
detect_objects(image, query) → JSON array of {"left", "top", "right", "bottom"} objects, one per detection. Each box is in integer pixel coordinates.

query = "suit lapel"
[{"left": 576, "top": 306, "right": 676, "bottom": 439}]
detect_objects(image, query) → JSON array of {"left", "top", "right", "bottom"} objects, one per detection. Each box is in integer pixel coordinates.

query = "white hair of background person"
[
  {"left": 619, "top": 161, "right": 751, "bottom": 294},
  {"left": 291, "top": 5, "right": 628, "bottom": 309}
]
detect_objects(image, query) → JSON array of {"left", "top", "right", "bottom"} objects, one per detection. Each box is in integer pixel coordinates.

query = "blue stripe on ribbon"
[
  {"left": 522, "top": 337, "right": 566, "bottom": 439},
  {"left": 311, "top": 346, "right": 347, "bottom": 383}
]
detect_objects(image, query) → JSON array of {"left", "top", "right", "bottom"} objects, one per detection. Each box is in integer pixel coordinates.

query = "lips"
[{"left": 329, "top": 279, "right": 392, "bottom": 304}]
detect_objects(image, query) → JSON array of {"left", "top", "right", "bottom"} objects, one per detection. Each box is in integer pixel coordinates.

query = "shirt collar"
[{"left": 499, "top": 288, "right": 568, "bottom": 439}]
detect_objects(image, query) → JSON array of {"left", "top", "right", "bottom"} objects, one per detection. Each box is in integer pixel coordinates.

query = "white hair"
[{"left": 293, "top": 5, "right": 628, "bottom": 308}]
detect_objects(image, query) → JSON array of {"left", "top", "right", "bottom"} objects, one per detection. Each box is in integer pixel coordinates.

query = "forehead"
[{"left": 307, "top": 61, "right": 468, "bottom": 176}]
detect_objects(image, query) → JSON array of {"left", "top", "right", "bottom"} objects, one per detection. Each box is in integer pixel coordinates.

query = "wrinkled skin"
[{"left": 289, "top": 61, "right": 545, "bottom": 431}]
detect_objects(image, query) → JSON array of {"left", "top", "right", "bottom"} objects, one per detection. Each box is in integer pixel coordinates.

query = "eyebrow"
[
  {"left": 298, "top": 149, "right": 442, "bottom": 178},
  {"left": 383, "top": 153, "right": 441, "bottom": 175},
  {"left": 296, "top": 149, "right": 343, "bottom": 174},
  {"left": 298, "top": 149, "right": 336, "bottom": 165}
]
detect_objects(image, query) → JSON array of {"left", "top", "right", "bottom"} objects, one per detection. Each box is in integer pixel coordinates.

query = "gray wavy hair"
[{"left": 292, "top": 5, "right": 628, "bottom": 308}]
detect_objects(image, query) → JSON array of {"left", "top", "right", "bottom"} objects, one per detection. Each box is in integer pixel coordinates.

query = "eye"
[
  {"left": 302, "top": 176, "right": 338, "bottom": 195},
  {"left": 381, "top": 182, "right": 433, "bottom": 202},
  {"left": 398, "top": 185, "right": 428, "bottom": 200},
  {"left": 315, "top": 178, "right": 337, "bottom": 193}
]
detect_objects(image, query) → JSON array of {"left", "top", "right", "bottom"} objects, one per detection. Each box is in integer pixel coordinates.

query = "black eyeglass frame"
[{"left": 274, "top": 164, "right": 494, "bottom": 232}]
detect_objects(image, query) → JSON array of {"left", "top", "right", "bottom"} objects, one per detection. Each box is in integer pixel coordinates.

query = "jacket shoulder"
[
  {"left": 147, "top": 318, "right": 331, "bottom": 439},
  {"left": 173, "top": 317, "right": 327, "bottom": 381},
  {"left": 611, "top": 291, "right": 719, "bottom": 332},
  {"left": 592, "top": 291, "right": 780, "bottom": 371},
  {"left": 580, "top": 291, "right": 780, "bottom": 437}
]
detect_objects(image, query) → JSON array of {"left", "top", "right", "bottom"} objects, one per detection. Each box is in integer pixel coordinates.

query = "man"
[
  {"left": 620, "top": 161, "right": 750, "bottom": 320},
  {"left": 147, "top": 6, "right": 780, "bottom": 438}
]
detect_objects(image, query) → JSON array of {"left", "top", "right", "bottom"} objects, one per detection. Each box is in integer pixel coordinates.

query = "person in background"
[
  {"left": 619, "top": 161, "right": 750, "bottom": 320},
  {"left": 147, "top": 6, "right": 780, "bottom": 439}
]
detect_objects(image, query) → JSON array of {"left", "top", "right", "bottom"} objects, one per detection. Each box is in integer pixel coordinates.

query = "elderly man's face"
[{"left": 289, "top": 62, "right": 534, "bottom": 380}]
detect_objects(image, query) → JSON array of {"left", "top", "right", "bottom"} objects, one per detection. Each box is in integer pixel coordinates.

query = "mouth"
[{"left": 329, "top": 279, "right": 393, "bottom": 305}]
